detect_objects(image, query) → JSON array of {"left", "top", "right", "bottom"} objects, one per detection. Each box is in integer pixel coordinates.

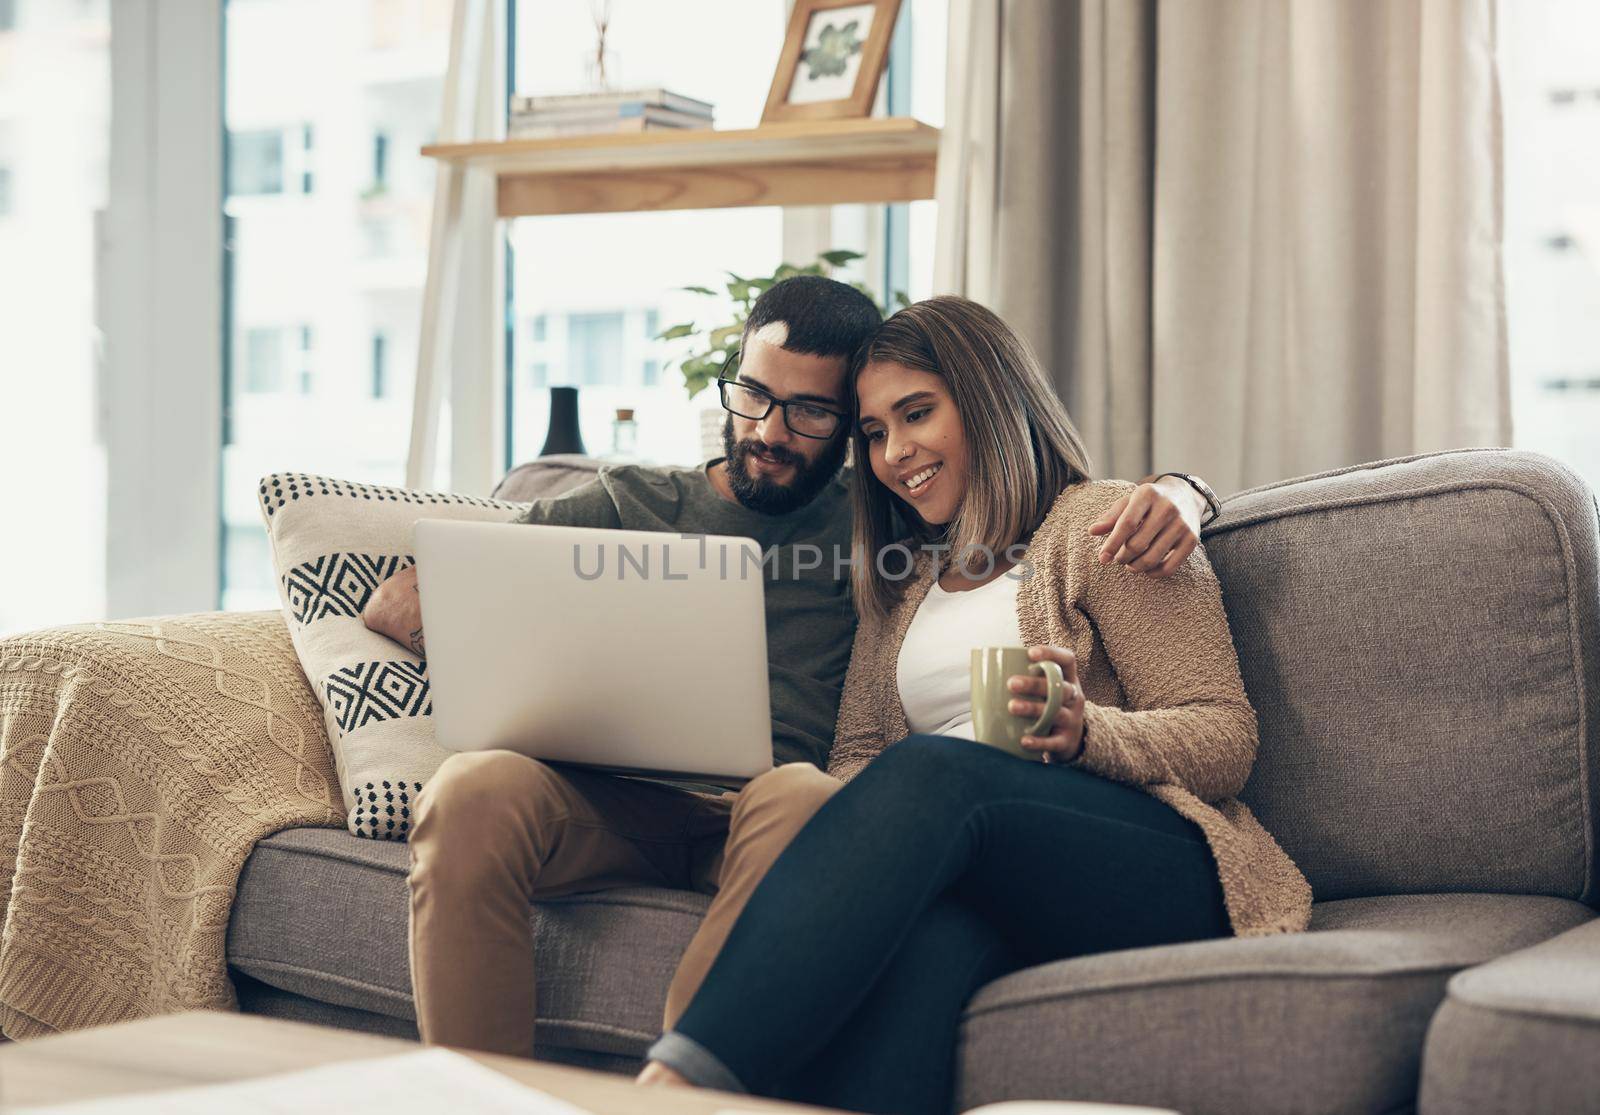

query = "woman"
[{"left": 641, "top": 297, "right": 1312, "bottom": 1113}]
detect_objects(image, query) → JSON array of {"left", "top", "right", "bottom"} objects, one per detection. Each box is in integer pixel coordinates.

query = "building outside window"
[
  {"left": 372, "top": 332, "right": 389, "bottom": 398},
  {"left": 371, "top": 131, "right": 390, "bottom": 192},
  {"left": 297, "top": 324, "right": 315, "bottom": 394},
  {"left": 0, "top": 0, "right": 109, "bottom": 636},
  {"left": 567, "top": 312, "right": 625, "bottom": 386},
  {"left": 1500, "top": 0, "right": 1600, "bottom": 493},
  {"left": 299, "top": 123, "right": 315, "bottom": 193},
  {"left": 227, "top": 129, "right": 285, "bottom": 197},
  {"left": 0, "top": 125, "right": 13, "bottom": 217},
  {"left": 220, "top": 0, "right": 448, "bottom": 610},
  {"left": 242, "top": 327, "right": 285, "bottom": 393}
]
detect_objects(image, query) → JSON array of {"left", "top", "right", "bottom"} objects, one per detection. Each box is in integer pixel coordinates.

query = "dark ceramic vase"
[{"left": 539, "top": 385, "right": 587, "bottom": 456}]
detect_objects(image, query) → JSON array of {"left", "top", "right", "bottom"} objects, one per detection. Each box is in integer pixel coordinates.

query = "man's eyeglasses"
[{"left": 717, "top": 357, "right": 846, "bottom": 441}]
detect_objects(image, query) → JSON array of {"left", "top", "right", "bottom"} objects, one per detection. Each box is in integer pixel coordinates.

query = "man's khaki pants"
[{"left": 408, "top": 750, "right": 840, "bottom": 1059}]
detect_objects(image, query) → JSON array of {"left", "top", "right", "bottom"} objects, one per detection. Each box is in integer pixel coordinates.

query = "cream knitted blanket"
[{"left": 0, "top": 611, "right": 340, "bottom": 1038}]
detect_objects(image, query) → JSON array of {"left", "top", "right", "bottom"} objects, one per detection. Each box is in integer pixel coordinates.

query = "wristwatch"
[{"left": 1157, "top": 472, "right": 1222, "bottom": 528}]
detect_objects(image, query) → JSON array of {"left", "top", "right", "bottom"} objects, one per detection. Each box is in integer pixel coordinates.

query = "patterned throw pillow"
[{"left": 258, "top": 472, "right": 527, "bottom": 840}]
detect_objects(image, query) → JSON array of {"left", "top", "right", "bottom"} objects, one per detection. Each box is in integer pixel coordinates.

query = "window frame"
[{"left": 105, "top": 0, "right": 223, "bottom": 616}]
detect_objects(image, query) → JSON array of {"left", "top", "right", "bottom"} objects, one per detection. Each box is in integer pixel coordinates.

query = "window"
[
  {"left": 300, "top": 124, "right": 315, "bottom": 194},
  {"left": 1499, "top": 0, "right": 1600, "bottom": 494},
  {"left": 372, "top": 131, "right": 390, "bottom": 191},
  {"left": 372, "top": 333, "right": 388, "bottom": 398},
  {"left": 0, "top": 0, "right": 109, "bottom": 634},
  {"left": 0, "top": 123, "right": 12, "bottom": 218},
  {"left": 243, "top": 328, "right": 285, "bottom": 393},
  {"left": 297, "top": 325, "right": 315, "bottom": 394},
  {"left": 228, "top": 129, "right": 285, "bottom": 196},
  {"left": 221, "top": 0, "right": 447, "bottom": 609},
  {"left": 221, "top": 524, "right": 271, "bottom": 610},
  {"left": 225, "top": 124, "right": 317, "bottom": 199},
  {"left": 568, "top": 312, "right": 625, "bottom": 385},
  {"left": 530, "top": 313, "right": 546, "bottom": 342}
]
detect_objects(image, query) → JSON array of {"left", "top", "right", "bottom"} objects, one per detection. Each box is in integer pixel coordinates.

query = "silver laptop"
[{"left": 413, "top": 519, "right": 773, "bottom": 785}]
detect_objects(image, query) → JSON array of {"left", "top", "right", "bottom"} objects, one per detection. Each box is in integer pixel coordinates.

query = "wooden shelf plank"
[{"left": 422, "top": 117, "right": 940, "bottom": 217}]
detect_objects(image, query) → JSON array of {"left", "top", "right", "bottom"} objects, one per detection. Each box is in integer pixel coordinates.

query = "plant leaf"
[
  {"left": 656, "top": 322, "right": 696, "bottom": 341},
  {"left": 679, "top": 285, "right": 717, "bottom": 296},
  {"left": 894, "top": 290, "right": 912, "bottom": 310},
  {"left": 819, "top": 249, "right": 864, "bottom": 267}
]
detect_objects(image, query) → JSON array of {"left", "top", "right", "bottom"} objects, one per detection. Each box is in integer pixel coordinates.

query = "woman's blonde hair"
[{"left": 847, "top": 295, "right": 1094, "bottom": 621}]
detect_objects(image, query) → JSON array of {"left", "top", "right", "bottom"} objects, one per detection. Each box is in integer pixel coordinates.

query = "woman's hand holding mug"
[{"left": 1010, "top": 645, "right": 1085, "bottom": 763}]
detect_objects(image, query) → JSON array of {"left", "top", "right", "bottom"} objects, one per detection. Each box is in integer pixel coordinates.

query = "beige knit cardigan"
[{"left": 827, "top": 480, "right": 1313, "bottom": 937}]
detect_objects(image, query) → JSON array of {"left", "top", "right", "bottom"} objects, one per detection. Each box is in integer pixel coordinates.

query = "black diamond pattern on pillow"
[
  {"left": 324, "top": 660, "right": 432, "bottom": 735},
  {"left": 283, "top": 553, "right": 414, "bottom": 625}
]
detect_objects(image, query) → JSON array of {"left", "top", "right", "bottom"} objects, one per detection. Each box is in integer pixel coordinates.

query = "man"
[{"left": 361, "top": 275, "right": 1218, "bottom": 1059}]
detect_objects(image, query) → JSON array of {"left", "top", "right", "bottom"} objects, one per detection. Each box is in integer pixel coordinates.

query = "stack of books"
[{"left": 508, "top": 89, "right": 715, "bottom": 140}]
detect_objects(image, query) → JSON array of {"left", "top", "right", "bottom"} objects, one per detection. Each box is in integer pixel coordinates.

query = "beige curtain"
[{"left": 933, "top": 0, "right": 1509, "bottom": 495}]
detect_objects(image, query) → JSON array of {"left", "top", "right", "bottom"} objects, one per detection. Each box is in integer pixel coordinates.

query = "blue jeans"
[{"left": 649, "top": 734, "right": 1231, "bottom": 1114}]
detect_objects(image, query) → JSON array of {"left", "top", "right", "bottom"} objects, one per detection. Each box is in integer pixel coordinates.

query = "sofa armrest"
[
  {"left": 0, "top": 610, "right": 339, "bottom": 829},
  {"left": 1420, "top": 917, "right": 1600, "bottom": 1114}
]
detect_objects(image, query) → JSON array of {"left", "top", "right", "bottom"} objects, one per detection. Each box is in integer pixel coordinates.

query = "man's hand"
[
  {"left": 1086, "top": 475, "right": 1207, "bottom": 578},
  {"left": 362, "top": 565, "right": 426, "bottom": 657}
]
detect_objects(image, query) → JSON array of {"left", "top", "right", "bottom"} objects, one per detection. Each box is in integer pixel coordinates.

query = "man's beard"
[{"left": 721, "top": 413, "right": 849, "bottom": 516}]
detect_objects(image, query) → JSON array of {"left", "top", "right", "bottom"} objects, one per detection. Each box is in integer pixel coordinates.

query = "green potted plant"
[{"left": 656, "top": 250, "right": 910, "bottom": 399}]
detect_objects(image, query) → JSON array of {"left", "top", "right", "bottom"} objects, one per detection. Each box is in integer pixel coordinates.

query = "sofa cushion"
[
  {"left": 954, "top": 892, "right": 1593, "bottom": 1115},
  {"left": 1419, "top": 917, "right": 1600, "bottom": 1114},
  {"left": 228, "top": 826, "right": 710, "bottom": 1057},
  {"left": 1204, "top": 449, "right": 1600, "bottom": 902},
  {"left": 492, "top": 455, "right": 604, "bottom": 503}
]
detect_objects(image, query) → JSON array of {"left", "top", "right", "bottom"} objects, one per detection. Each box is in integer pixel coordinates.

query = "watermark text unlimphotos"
[{"left": 572, "top": 534, "right": 1035, "bottom": 583}]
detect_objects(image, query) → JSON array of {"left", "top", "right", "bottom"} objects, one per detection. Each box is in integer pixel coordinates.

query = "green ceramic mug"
[{"left": 970, "top": 646, "right": 1066, "bottom": 760}]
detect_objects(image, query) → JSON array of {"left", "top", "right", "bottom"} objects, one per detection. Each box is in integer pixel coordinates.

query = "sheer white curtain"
[{"left": 934, "top": 0, "right": 1509, "bottom": 495}]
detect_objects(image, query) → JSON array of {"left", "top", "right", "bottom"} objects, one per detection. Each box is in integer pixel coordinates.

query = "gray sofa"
[{"left": 224, "top": 447, "right": 1600, "bottom": 1114}]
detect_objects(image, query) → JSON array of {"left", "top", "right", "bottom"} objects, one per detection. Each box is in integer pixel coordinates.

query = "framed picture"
[{"left": 761, "top": 0, "right": 904, "bottom": 124}]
